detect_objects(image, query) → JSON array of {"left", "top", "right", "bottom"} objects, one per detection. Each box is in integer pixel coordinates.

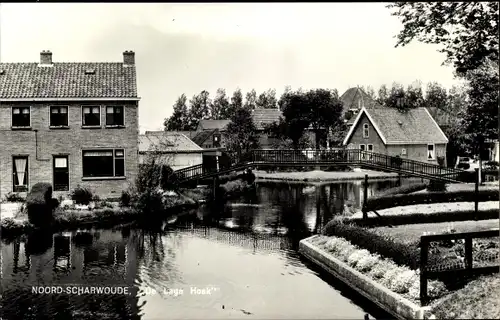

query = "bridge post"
[
  {"left": 362, "top": 174, "right": 368, "bottom": 220},
  {"left": 474, "top": 168, "right": 479, "bottom": 220}
]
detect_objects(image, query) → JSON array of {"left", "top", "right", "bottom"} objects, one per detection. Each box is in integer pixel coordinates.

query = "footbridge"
[{"left": 173, "top": 149, "right": 467, "bottom": 185}]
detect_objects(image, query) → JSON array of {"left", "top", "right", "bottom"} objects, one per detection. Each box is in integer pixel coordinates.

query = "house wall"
[
  {"left": 0, "top": 101, "right": 139, "bottom": 199},
  {"left": 386, "top": 143, "right": 447, "bottom": 165},
  {"left": 199, "top": 131, "right": 229, "bottom": 149},
  {"left": 138, "top": 152, "right": 202, "bottom": 171},
  {"left": 345, "top": 113, "right": 387, "bottom": 153}
]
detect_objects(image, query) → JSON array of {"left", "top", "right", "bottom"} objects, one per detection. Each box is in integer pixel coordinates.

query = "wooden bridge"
[{"left": 173, "top": 149, "right": 467, "bottom": 185}]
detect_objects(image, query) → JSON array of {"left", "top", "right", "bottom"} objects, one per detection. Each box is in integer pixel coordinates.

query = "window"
[
  {"left": 13, "top": 156, "right": 28, "bottom": 192},
  {"left": 50, "top": 106, "right": 68, "bottom": 127},
  {"left": 360, "top": 144, "right": 366, "bottom": 160},
  {"left": 106, "top": 106, "right": 124, "bottom": 126},
  {"left": 82, "top": 106, "right": 101, "bottom": 126},
  {"left": 427, "top": 144, "right": 435, "bottom": 160},
  {"left": 363, "top": 123, "right": 369, "bottom": 138},
  {"left": 367, "top": 144, "right": 373, "bottom": 160},
  {"left": 12, "top": 106, "right": 30, "bottom": 128},
  {"left": 402, "top": 148, "right": 407, "bottom": 155},
  {"left": 82, "top": 149, "right": 125, "bottom": 178}
]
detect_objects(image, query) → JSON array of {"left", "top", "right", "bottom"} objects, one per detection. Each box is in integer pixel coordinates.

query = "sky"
[{"left": 0, "top": 3, "right": 462, "bottom": 133}]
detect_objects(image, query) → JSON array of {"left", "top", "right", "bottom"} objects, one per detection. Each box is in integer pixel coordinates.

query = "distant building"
[
  {"left": 340, "top": 87, "right": 381, "bottom": 128},
  {"left": 343, "top": 106, "right": 448, "bottom": 164},
  {"left": 0, "top": 50, "right": 139, "bottom": 199},
  {"left": 138, "top": 131, "right": 203, "bottom": 171}
]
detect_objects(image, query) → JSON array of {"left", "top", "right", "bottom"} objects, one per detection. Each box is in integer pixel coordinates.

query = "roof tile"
[{"left": 139, "top": 132, "right": 202, "bottom": 152}]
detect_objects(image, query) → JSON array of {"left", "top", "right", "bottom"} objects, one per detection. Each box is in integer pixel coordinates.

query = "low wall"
[{"left": 299, "top": 236, "right": 432, "bottom": 320}]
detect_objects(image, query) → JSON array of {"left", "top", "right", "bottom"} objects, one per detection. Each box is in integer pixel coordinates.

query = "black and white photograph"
[{"left": 0, "top": 2, "right": 498, "bottom": 320}]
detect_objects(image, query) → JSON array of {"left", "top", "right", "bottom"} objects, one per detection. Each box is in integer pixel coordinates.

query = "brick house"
[
  {"left": 342, "top": 106, "right": 448, "bottom": 165},
  {"left": 0, "top": 50, "right": 139, "bottom": 199}
]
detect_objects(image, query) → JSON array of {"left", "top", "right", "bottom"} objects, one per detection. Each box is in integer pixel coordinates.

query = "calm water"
[{"left": 1, "top": 179, "right": 418, "bottom": 320}]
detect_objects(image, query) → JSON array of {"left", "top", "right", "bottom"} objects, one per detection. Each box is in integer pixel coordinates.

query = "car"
[{"left": 455, "top": 156, "right": 480, "bottom": 171}]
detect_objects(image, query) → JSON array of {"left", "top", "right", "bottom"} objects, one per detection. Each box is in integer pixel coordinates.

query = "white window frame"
[
  {"left": 11, "top": 106, "right": 32, "bottom": 129},
  {"left": 82, "top": 148, "right": 126, "bottom": 179},
  {"left": 427, "top": 143, "right": 435, "bottom": 160},
  {"left": 81, "top": 105, "right": 101, "bottom": 127},
  {"left": 362, "top": 123, "right": 369, "bottom": 138},
  {"left": 49, "top": 105, "right": 69, "bottom": 128},
  {"left": 401, "top": 148, "right": 407, "bottom": 155},
  {"left": 53, "top": 155, "right": 70, "bottom": 192},
  {"left": 105, "top": 105, "right": 125, "bottom": 127}
]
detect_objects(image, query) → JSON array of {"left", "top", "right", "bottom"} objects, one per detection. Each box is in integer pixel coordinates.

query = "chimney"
[
  {"left": 40, "top": 50, "right": 53, "bottom": 65},
  {"left": 123, "top": 50, "right": 135, "bottom": 66}
]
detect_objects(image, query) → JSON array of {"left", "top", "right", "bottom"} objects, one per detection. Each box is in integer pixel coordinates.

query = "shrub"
[
  {"left": 354, "top": 253, "right": 381, "bottom": 272},
  {"left": 347, "top": 249, "right": 371, "bottom": 268},
  {"left": 4, "top": 192, "right": 25, "bottom": 202},
  {"left": 390, "top": 269, "right": 418, "bottom": 294},
  {"left": 349, "top": 208, "right": 499, "bottom": 227},
  {"left": 136, "top": 189, "right": 164, "bottom": 216},
  {"left": 368, "top": 259, "right": 398, "bottom": 279},
  {"left": 120, "top": 191, "right": 132, "bottom": 207},
  {"left": 378, "top": 182, "right": 428, "bottom": 196},
  {"left": 71, "top": 186, "right": 93, "bottom": 205},
  {"left": 26, "top": 182, "right": 55, "bottom": 227},
  {"left": 427, "top": 180, "right": 448, "bottom": 192},
  {"left": 137, "top": 161, "right": 178, "bottom": 193},
  {"left": 437, "top": 156, "right": 446, "bottom": 167}
]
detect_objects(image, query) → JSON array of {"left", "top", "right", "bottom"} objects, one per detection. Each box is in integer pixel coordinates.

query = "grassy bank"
[{"left": 1, "top": 193, "right": 198, "bottom": 239}]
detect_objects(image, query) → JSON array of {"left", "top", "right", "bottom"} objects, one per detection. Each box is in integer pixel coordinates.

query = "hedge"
[
  {"left": 323, "top": 220, "right": 451, "bottom": 270},
  {"left": 378, "top": 182, "right": 428, "bottom": 197},
  {"left": 348, "top": 208, "right": 499, "bottom": 227},
  {"left": 26, "top": 182, "right": 56, "bottom": 227},
  {"left": 364, "top": 189, "right": 499, "bottom": 212}
]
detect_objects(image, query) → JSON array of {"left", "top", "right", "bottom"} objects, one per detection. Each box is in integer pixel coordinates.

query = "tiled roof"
[
  {"left": 343, "top": 106, "right": 448, "bottom": 145},
  {"left": 251, "top": 108, "right": 282, "bottom": 130},
  {"left": 0, "top": 62, "right": 137, "bottom": 99},
  {"left": 197, "top": 120, "right": 230, "bottom": 131},
  {"left": 192, "top": 130, "right": 215, "bottom": 146},
  {"left": 139, "top": 132, "right": 203, "bottom": 153}
]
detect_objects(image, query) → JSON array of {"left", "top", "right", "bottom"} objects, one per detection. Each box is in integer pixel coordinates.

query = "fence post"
[
  {"left": 465, "top": 236, "right": 473, "bottom": 277},
  {"left": 362, "top": 174, "right": 368, "bottom": 220},
  {"left": 474, "top": 168, "right": 479, "bottom": 220},
  {"left": 420, "top": 237, "right": 429, "bottom": 306}
]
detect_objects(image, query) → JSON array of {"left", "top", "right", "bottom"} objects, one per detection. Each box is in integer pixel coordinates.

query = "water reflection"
[{"left": 1, "top": 179, "right": 409, "bottom": 320}]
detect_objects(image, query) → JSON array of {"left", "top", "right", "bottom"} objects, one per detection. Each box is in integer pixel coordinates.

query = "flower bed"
[
  {"left": 322, "top": 219, "right": 499, "bottom": 272},
  {"left": 306, "top": 235, "right": 449, "bottom": 304}
]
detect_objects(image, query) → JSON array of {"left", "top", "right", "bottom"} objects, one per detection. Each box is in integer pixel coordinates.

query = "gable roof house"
[
  {"left": 196, "top": 119, "right": 231, "bottom": 132},
  {"left": 139, "top": 131, "right": 203, "bottom": 170},
  {"left": 340, "top": 87, "right": 381, "bottom": 127},
  {"left": 342, "top": 106, "right": 449, "bottom": 165},
  {"left": 0, "top": 50, "right": 140, "bottom": 199}
]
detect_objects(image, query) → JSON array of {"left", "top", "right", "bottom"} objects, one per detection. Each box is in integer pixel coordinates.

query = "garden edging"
[{"left": 299, "top": 236, "right": 433, "bottom": 320}]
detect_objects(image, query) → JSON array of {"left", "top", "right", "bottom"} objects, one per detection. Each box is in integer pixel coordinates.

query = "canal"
[{"left": 1, "top": 178, "right": 418, "bottom": 319}]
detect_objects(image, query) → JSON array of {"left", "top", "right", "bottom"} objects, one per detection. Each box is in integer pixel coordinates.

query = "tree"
[
  {"left": 212, "top": 88, "right": 230, "bottom": 119},
  {"left": 187, "top": 91, "right": 211, "bottom": 130},
  {"left": 278, "top": 90, "right": 311, "bottom": 149},
  {"left": 425, "top": 82, "right": 448, "bottom": 111},
  {"left": 388, "top": 2, "right": 499, "bottom": 76},
  {"left": 379, "top": 82, "right": 424, "bottom": 111},
  {"left": 229, "top": 88, "right": 243, "bottom": 116},
  {"left": 226, "top": 108, "right": 260, "bottom": 161},
  {"left": 163, "top": 94, "right": 190, "bottom": 131},
  {"left": 365, "top": 86, "right": 376, "bottom": 100},
  {"left": 377, "top": 84, "right": 389, "bottom": 105},
  {"left": 305, "top": 89, "right": 344, "bottom": 149},
  {"left": 462, "top": 58, "right": 499, "bottom": 180},
  {"left": 244, "top": 89, "right": 257, "bottom": 110},
  {"left": 256, "top": 89, "right": 278, "bottom": 109}
]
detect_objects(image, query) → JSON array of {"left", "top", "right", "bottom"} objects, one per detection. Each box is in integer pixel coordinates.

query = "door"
[
  {"left": 359, "top": 144, "right": 366, "bottom": 160},
  {"left": 53, "top": 156, "right": 69, "bottom": 191}
]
